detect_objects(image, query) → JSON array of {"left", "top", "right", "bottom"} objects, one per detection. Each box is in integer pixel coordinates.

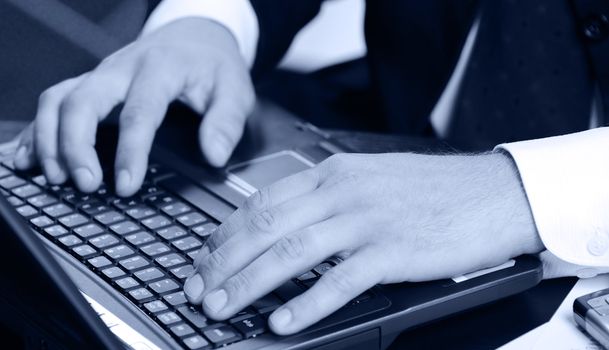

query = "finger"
[
  {"left": 200, "top": 217, "right": 360, "bottom": 320},
  {"left": 199, "top": 66, "right": 254, "bottom": 167},
  {"left": 58, "top": 69, "right": 130, "bottom": 192},
  {"left": 14, "top": 124, "right": 36, "bottom": 170},
  {"left": 186, "top": 188, "right": 334, "bottom": 304},
  {"left": 114, "top": 56, "right": 184, "bottom": 197},
  {"left": 268, "top": 249, "right": 382, "bottom": 335},
  {"left": 34, "top": 76, "right": 85, "bottom": 184}
]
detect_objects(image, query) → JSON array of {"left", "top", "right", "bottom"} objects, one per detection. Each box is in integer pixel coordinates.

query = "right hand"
[{"left": 13, "top": 18, "right": 255, "bottom": 197}]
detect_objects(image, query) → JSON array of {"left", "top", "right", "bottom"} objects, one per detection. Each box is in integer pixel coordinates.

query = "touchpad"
[{"left": 227, "top": 151, "right": 314, "bottom": 194}]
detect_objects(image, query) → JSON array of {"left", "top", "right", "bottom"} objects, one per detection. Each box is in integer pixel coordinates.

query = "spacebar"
[{"left": 159, "top": 177, "right": 235, "bottom": 222}]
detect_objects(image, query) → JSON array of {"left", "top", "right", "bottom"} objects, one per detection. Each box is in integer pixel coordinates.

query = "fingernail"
[
  {"left": 73, "top": 167, "right": 94, "bottom": 190},
  {"left": 270, "top": 308, "right": 292, "bottom": 329},
  {"left": 116, "top": 170, "right": 131, "bottom": 194},
  {"left": 43, "top": 159, "right": 62, "bottom": 181},
  {"left": 203, "top": 289, "right": 227, "bottom": 313},
  {"left": 184, "top": 274, "right": 204, "bottom": 301}
]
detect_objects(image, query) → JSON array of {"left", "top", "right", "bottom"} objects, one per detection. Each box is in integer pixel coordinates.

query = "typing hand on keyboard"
[
  {"left": 12, "top": 18, "right": 254, "bottom": 197},
  {"left": 185, "top": 152, "right": 545, "bottom": 335}
]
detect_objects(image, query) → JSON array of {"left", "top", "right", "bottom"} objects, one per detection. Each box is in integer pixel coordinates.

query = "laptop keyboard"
[{"left": 0, "top": 159, "right": 375, "bottom": 349}]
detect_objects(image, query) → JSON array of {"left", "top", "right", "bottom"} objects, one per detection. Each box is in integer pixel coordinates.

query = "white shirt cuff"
[
  {"left": 497, "top": 127, "right": 609, "bottom": 269},
  {"left": 142, "top": 0, "right": 259, "bottom": 68}
]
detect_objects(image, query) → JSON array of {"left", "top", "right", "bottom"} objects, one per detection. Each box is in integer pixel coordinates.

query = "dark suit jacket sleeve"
[{"left": 249, "top": 0, "right": 325, "bottom": 79}]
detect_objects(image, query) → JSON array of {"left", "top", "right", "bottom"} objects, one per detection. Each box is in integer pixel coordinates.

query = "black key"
[
  {"left": 228, "top": 308, "right": 256, "bottom": 323},
  {"left": 63, "top": 193, "right": 94, "bottom": 206},
  {"left": 112, "top": 197, "right": 141, "bottom": 210},
  {"left": 16, "top": 205, "right": 38, "bottom": 218},
  {"left": 182, "top": 335, "right": 210, "bottom": 350},
  {"left": 72, "top": 244, "right": 97, "bottom": 258},
  {"left": 251, "top": 294, "right": 282, "bottom": 314},
  {"left": 147, "top": 164, "right": 174, "bottom": 181},
  {"left": 115, "top": 277, "right": 140, "bottom": 291},
  {"left": 125, "top": 231, "right": 155, "bottom": 246},
  {"left": 58, "top": 234, "right": 83, "bottom": 247},
  {"left": 350, "top": 292, "right": 372, "bottom": 306},
  {"left": 141, "top": 215, "right": 172, "bottom": 230},
  {"left": 28, "top": 194, "right": 58, "bottom": 208},
  {"left": 12, "top": 184, "right": 41, "bottom": 199},
  {"left": 186, "top": 250, "right": 199, "bottom": 261},
  {"left": 129, "top": 287, "right": 154, "bottom": 302},
  {"left": 30, "top": 215, "right": 54, "bottom": 229},
  {"left": 101, "top": 266, "right": 126, "bottom": 279},
  {"left": 43, "top": 203, "right": 73, "bottom": 218},
  {"left": 125, "top": 205, "right": 156, "bottom": 220},
  {"left": 31, "top": 175, "right": 47, "bottom": 186},
  {"left": 232, "top": 315, "right": 266, "bottom": 338},
  {"left": 0, "top": 165, "right": 11, "bottom": 178},
  {"left": 59, "top": 213, "right": 88, "bottom": 228},
  {"left": 1, "top": 160, "right": 13, "bottom": 169},
  {"left": 163, "top": 291, "right": 187, "bottom": 307},
  {"left": 155, "top": 253, "right": 187, "bottom": 268},
  {"left": 0, "top": 175, "right": 26, "bottom": 190},
  {"left": 160, "top": 176, "right": 234, "bottom": 221},
  {"left": 44, "top": 224, "right": 69, "bottom": 237},
  {"left": 141, "top": 242, "right": 171, "bottom": 257},
  {"left": 119, "top": 256, "right": 149, "bottom": 271},
  {"left": 156, "top": 311, "right": 181, "bottom": 326},
  {"left": 275, "top": 281, "right": 303, "bottom": 302},
  {"left": 80, "top": 200, "right": 111, "bottom": 216},
  {"left": 109, "top": 220, "right": 140, "bottom": 235},
  {"left": 177, "top": 305, "right": 209, "bottom": 329},
  {"left": 170, "top": 265, "right": 194, "bottom": 280},
  {"left": 171, "top": 237, "right": 202, "bottom": 252},
  {"left": 95, "top": 211, "right": 125, "bottom": 226},
  {"left": 143, "top": 300, "right": 169, "bottom": 314},
  {"left": 176, "top": 212, "right": 207, "bottom": 227},
  {"left": 140, "top": 184, "right": 164, "bottom": 199},
  {"left": 6, "top": 196, "right": 24, "bottom": 206},
  {"left": 73, "top": 223, "right": 104, "bottom": 239},
  {"left": 313, "top": 262, "right": 333, "bottom": 275},
  {"left": 170, "top": 324, "right": 195, "bottom": 338},
  {"left": 297, "top": 271, "right": 317, "bottom": 282},
  {"left": 146, "top": 194, "right": 176, "bottom": 208},
  {"left": 156, "top": 225, "right": 187, "bottom": 241},
  {"left": 192, "top": 223, "right": 217, "bottom": 239},
  {"left": 0, "top": 188, "right": 7, "bottom": 196},
  {"left": 89, "top": 233, "right": 120, "bottom": 249},
  {"left": 134, "top": 267, "right": 164, "bottom": 283},
  {"left": 203, "top": 326, "right": 242, "bottom": 347},
  {"left": 148, "top": 279, "right": 180, "bottom": 294},
  {"left": 88, "top": 256, "right": 112, "bottom": 269},
  {"left": 104, "top": 245, "right": 135, "bottom": 260},
  {"left": 161, "top": 202, "right": 192, "bottom": 217}
]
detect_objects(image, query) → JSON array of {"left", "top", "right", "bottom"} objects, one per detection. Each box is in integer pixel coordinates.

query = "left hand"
[{"left": 185, "top": 152, "right": 544, "bottom": 335}]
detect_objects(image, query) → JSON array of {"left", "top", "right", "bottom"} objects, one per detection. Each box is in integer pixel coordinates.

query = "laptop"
[{"left": 0, "top": 101, "right": 542, "bottom": 349}]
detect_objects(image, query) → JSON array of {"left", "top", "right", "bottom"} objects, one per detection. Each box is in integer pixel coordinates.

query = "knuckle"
[
  {"left": 272, "top": 235, "right": 306, "bottom": 262},
  {"left": 246, "top": 209, "right": 277, "bottom": 235},
  {"left": 224, "top": 271, "right": 251, "bottom": 296},
  {"left": 120, "top": 105, "right": 149, "bottom": 127},
  {"left": 245, "top": 187, "right": 271, "bottom": 212},
  {"left": 321, "top": 267, "right": 356, "bottom": 296},
  {"left": 38, "top": 87, "right": 60, "bottom": 106},
  {"left": 59, "top": 93, "right": 82, "bottom": 115},
  {"left": 206, "top": 248, "right": 228, "bottom": 271}
]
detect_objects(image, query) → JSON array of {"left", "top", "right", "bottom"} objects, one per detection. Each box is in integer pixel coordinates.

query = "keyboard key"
[
  {"left": 72, "top": 244, "right": 97, "bottom": 258},
  {"left": 182, "top": 335, "right": 210, "bottom": 350},
  {"left": 95, "top": 211, "right": 125, "bottom": 226},
  {"left": 192, "top": 223, "right": 217, "bottom": 239},
  {"left": 155, "top": 253, "right": 187, "bottom": 268},
  {"left": 30, "top": 215, "right": 54, "bottom": 229},
  {"left": 163, "top": 291, "right": 187, "bottom": 306},
  {"left": 125, "top": 231, "right": 155, "bottom": 246},
  {"left": 58, "top": 234, "right": 82, "bottom": 247},
  {"left": 275, "top": 281, "right": 303, "bottom": 302},
  {"left": 170, "top": 324, "right": 195, "bottom": 338},
  {"left": 89, "top": 233, "right": 119, "bottom": 249},
  {"left": 146, "top": 194, "right": 176, "bottom": 208},
  {"left": 125, "top": 205, "right": 156, "bottom": 220},
  {"left": 104, "top": 245, "right": 135, "bottom": 259},
  {"left": 59, "top": 213, "right": 88, "bottom": 228},
  {"left": 119, "top": 256, "right": 149, "bottom": 271},
  {"left": 232, "top": 315, "right": 266, "bottom": 338},
  {"left": 177, "top": 305, "right": 209, "bottom": 329},
  {"left": 161, "top": 202, "right": 192, "bottom": 217},
  {"left": 87, "top": 256, "right": 112, "bottom": 269},
  {"left": 109, "top": 220, "right": 140, "bottom": 235},
  {"left": 31, "top": 175, "right": 47, "bottom": 186},
  {"left": 156, "top": 225, "right": 187, "bottom": 241},
  {"left": 203, "top": 326, "right": 241, "bottom": 347},
  {"left": 251, "top": 294, "right": 282, "bottom": 314},
  {"left": 313, "top": 262, "right": 333, "bottom": 276},
  {"left": 176, "top": 213, "right": 207, "bottom": 227},
  {"left": 28, "top": 194, "right": 58, "bottom": 208},
  {"left": 157, "top": 311, "right": 181, "bottom": 326},
  {"left": 148, "top": 279, "right": 180, "bottom": 294},
  {"left": 0, "top": 175, "right": 26, "bottom": 189},
  {"left": 143, "top": 300, "right": 169, "bottom": 314},
  {"left": 115, "top": 277, "right": 140, "bottom": 291},
  {"left": 0, "top": 165, "right": 11, "bottom": 178},
  {"left": 186, "top": 250, "right": 200, "bottom": 261},
  {"left": 134, "top": 267, "right": 164, "bottom": 283},
  {"left": 172, "top": 237, "right": 202, "bottom": 252},
  {"left": 43, "top": 203, "right": 73, "bottom": 218},
  {"left": 6, "top": 196, "right": 24, "bottom": 206},
  {"left": 112, "top": 197, "right": 141, "bottom": 210},
  {"left": 297, "top": 271, "right": 317, "bottom": 282},
  {"left": 74, "top": 223, "right": 104, "bottom": 239},
  {"left": 44, "top": 224, "right": 69, "bottom": 237},
  {"left": 141, "top": 215, "right": 172, "bottom": 230},
  {"left": 101, "top": 266, "right": 126, "bottom": 279},
  {"left": 12, "top": 184, "right": 41, "bottom": 198},
  {"left": 141, "top": 242, "right": 171, "bottom": 257},
  {"left": 16, "top": 204, "right": 38, "bottom": 218},
  {"left": 228, "top": 308, "right": 256, "bottom": 324},
  {"left": 170, "top": 265, "right": 194, "bottom": 280},
  {"left": 140, "top": 185, "right": 164, "bottom": 199},
  {"left": 80, "top": 201, "right": 111, "bottom": 216},
  {"left": 63, "top": 193, "right": 94, "bottom": 206},
  {"left": 129, "top": 288, "right": 154, "bottom": 302}
]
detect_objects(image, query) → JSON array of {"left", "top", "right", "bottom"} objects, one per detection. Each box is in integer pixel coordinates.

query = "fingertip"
[
  {"left": 115, "top": 169, "right": 136, "bottom": 197},
  {"left": 184, "top": 274, "right": 205, "bottom": 304},
  {"left": 72, "top": 167, "right": 99, "bottom": 193},
  {"left": 42, "top": 159, "right": 67, "bottom": 184},
  {"left": 14, "top": 145, "right": 34, "bottom": 170},
  {"left": 201, "top": 134, "right": 231, "bottom": 167},
  {"left": 269, "top": 307, "right": 293, "bottom": 335}
]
